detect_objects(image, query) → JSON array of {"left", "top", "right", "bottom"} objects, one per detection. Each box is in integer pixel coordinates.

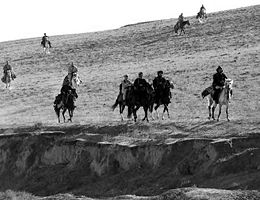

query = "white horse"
[
  {"left": 1, "top": 70, "right": 13, "bottom": 89},
  {"left": 207, "top": 79, "right": 233, "bottom": 121}
]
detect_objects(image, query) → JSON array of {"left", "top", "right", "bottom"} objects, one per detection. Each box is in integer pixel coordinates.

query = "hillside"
[
  {"left": 0, "top": 5, "right": 259, "bottom": 129},
  {"left": 0, "top": 5, "right": 260, "bottom": 200}
]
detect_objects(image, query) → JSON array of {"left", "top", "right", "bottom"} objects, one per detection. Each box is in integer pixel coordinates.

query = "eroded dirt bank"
[{"left": 0, "top": 130, "right": 260, "bottom": 198}]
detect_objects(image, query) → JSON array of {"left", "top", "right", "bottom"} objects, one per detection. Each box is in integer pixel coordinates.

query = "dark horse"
[
  {"left": 54, "top": 86, "right": 77, "bottom": 123},
  {"left": 128, "top": 83, "right": 155, "bottom": 122},
  {"left": 151, "top": 80, "right": 174, "bottom": 120},
  {"left": 174, "top": 20, "right": 190, "bottom": 35},
  {"left": 111, "top": 85, "right": 133, "bottom": 121}
]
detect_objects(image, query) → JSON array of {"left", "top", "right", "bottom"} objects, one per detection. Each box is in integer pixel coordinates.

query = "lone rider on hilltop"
[
  {"left": 200, "top": 4, "right": 206, "bottom": 14},
  {"left": 178, "top": 13, "right": 184, "bottom": 26}
]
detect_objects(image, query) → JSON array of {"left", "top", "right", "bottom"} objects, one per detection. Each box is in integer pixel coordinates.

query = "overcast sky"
[{"left": 0, "top": 0, "right": 259, "bottom": 42}]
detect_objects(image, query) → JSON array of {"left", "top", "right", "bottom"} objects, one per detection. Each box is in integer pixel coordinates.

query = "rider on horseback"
[
  {"left": 41, "top": 33, "right": 48, "bottom": 46},
  {"left": 178, "top": 13, "right": 184, "bottom": 26},
  {"left": 56, "top": 62, "right": 79, "bottom": 108},
  {"left": 212, "top": 66, "right": 228, "bottom": 104},
  {"left": 200, "top": 4, "right": 206, "bottom": 14},
  {"left": 1, "top": 61, "right": 16, "bottom": 83},
  {"left": 153, "top": 70, "right": 167, "bottom": 104},
  {"left": 120, "top": 75, "right": 132, "bottom": 103},
  {"left": 134, "top": 72, "right": 148, "bottom": 100},
  {"left": 3, "top": 61, "right": 12, "bottom": 75},
  {"left": 68, "top": 62, "right": 78, "bottom": 86}
]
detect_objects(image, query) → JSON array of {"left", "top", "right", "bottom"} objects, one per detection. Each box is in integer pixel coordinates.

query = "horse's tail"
[
  {"left": 112, "top": 95, "right": 120, "bottom": 110},
  {"left": 201, "top": 89, "right": 209, "bottom": 99},
  {"left": 174, "top": 24, "right": 178, "bottom": 33},
  {"left": 111, "top": 99, "right": 119, "bottom": 111},
  {"left": 202, "top": 86, "right": 213, "bottom": 99}
]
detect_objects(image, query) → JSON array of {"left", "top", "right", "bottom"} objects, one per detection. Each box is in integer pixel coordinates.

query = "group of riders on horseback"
[
  {"left": 112, "top": 70, "right": 174, "bottom": 122},
  {"left": 112, "top": 63, "right": 232, "bottom": 122},
  {"left": 174, "top": 4, "right": 207, "bottom": 35},
  {"left": 2, "top": 4, "right": 233, "bottom": 122}
]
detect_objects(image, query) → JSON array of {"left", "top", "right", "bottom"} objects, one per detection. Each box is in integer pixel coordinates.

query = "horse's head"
[
  {"left": 166, "top": 80, "right": 174, "bottom": 89},
  {"left": 187, "top": 20, "right": 190, "bottom": 26},
  {"left": 225, "top": 79, "right": 233, "bottom": 99},
  {"left": 71, "top": 73, "right": 82, "bottom": 88},
  {"left": 225, "top": 79, "right": 233, "bottom": 89},
  {"left": 146, "top": 83, "right": 155, "bottom": 95}
]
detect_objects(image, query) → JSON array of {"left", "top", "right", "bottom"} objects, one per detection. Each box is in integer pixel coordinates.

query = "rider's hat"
[
  {"left": 216, "top": 66, "right": 223, "bottom": 72},
  {"left": 139, "top": 72, "right": 143, "bottom": 76},
  {"left": 157, "top": 70, "right": 163, "bottom": 75},
  {"left": 124, "top": 74, "right": 128, "bottom": 78}
]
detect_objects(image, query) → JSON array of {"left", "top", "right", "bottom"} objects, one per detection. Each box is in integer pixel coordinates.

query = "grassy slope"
[{"left": 0, "top": 6, "right": 259, "bottom": 138}]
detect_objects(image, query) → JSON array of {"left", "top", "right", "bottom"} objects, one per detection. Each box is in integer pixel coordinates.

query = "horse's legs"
[
  {"left": 68, "top": 109, "right": 73, "bottom": 122},
  {"left": 46, "top": 47, "right": 50, "bottom": 54},
  {"left": 133, "top": 106, "right": 140, "bottom": 122},
  {"left": 55, "top": 107, "right": 61, "bottom": 123},
  {"left": 217, "top": 104, "right": 222, "bottom": 121},
  {"left": 148, "top": 103, "right": 154, "bottom": 120},
  {"left": 208, "top": 98, "right": 213, "bottom": 120},
  {"left": 62, "top": 108, "right": 67, "bottom": 122},
  {"left": 212, "top": 103, "right": 217, "bottom": 120},
  {"left": 226, "top": 105, "right": 229, "bottom": 121},
  {"left": 162, "top": 106, "right": 166, "bottom": 120},
  {"left": 148, "top": 105, "right": 153, "bottom": 120},
  {"left": 120, "top": 105, "right": 125, "bottom": 121},
  {"left": 154, "top": 104, "right": 160, "bottom": 119},
  {"left": 142, "top": 106, "right": 149, "bottom": 122},
  {"left": 208, "top": 106, "right": 211, "bottom": 120},
  {"left": 162, "top": 105, "right": 169, "bottom": 120}
]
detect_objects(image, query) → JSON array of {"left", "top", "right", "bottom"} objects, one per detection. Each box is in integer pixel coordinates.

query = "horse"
[
  {"left": 111, "top": 86, "right": 133, "bottom": 121},
  {"left": 127, "top": 83, "right": 155, "bottom": 122},
  {"left": 196, "top": 10, "right": 207, "bottom": 23},
  {"left": 151, "top": 80, "right": 174, "bottom": 120},
  {"left": 196, "top": 10, "right": 207, "bottom": 19},
  {"left": 41, "top": 39, "right": 52, "bottom": 54},
  {"left": 54, "top": 87, "right": 77, "bottom": 123},
  {"left": 1, "top": 70, "right": 15, "bottom": 89},
  {"left": 174, "top": 20, "right": 190, "bottom": 35},
  {"left": 207, "top": 79, "right": 233, "bottom": 121}
]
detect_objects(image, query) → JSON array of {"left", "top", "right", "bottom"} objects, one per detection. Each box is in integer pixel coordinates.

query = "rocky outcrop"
[{"left": 0, "top": 132, "right": 260, "bottom": 197}]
